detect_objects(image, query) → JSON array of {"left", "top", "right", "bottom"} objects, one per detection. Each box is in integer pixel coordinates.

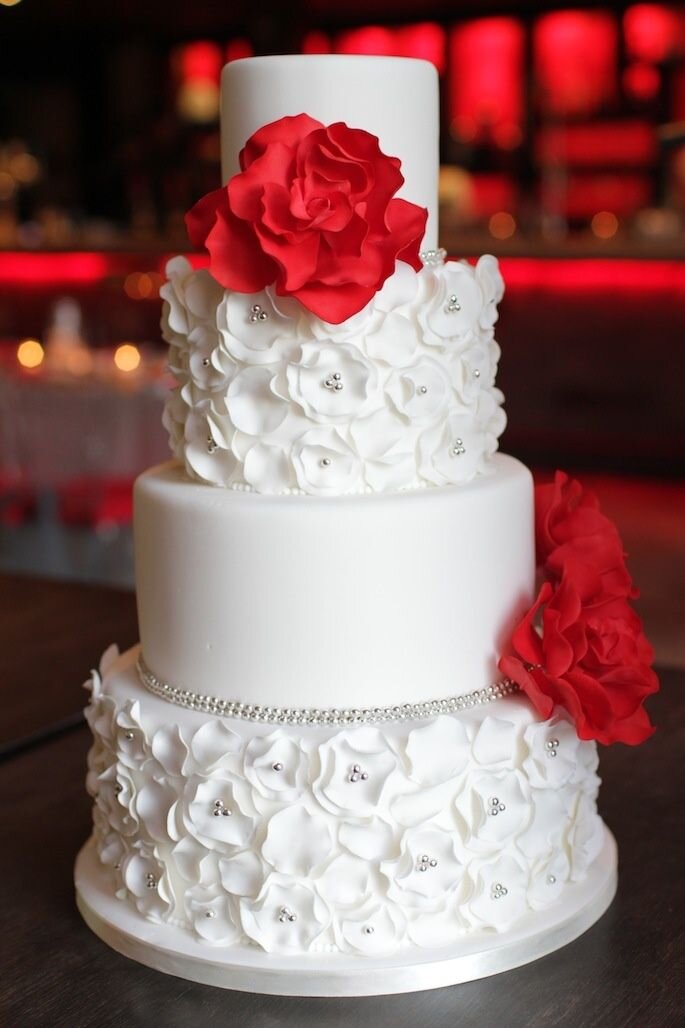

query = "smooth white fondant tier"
[
  {"left": 134, "top": 454, "right": 534, "bottom": 710},
  {"left": 82, "top": 645, "right": 606, "bottom": 961},
  {"left": 221, "top": 56, "right": 439, "bottom": 250}
]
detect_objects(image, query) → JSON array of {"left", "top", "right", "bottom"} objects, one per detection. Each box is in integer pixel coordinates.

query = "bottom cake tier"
[{"left": 75, "top": 644, "right": 617, "bottom": 994}]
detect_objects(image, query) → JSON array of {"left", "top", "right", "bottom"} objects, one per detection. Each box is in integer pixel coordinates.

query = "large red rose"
[
  {"left": 536, "top": 471, "right": 634, "bottom": 600},
  {"left": 499, "top": 472, "right": 658, "bottom": 746},
  {"left": 185, "top": 113, "right": 428, "bottom": 324},
  {"left": 500, "top": 562, "right": 658, "bottom": 746}
]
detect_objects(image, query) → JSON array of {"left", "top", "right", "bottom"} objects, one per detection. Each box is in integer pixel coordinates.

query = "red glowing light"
[
  {"left": 225, "top": 39, "right": 254, "bottom": 64},
  {"left": 396, "top": 23, "right": 446, "bottom": 74},
  {"left": 337, "top": 26, "right": 396, "bottom": 56},
  {"left": 449, "top": 19, "right": 524, "bottom": 144},
  {"left": 471, "top": 174, "right": 518, "bottom": 218},
  {"left": 497, "top": 258, "right": 685, "bottom": 295},
  {"left": 555, "top": 175, "right": 651, "bottom": 219},
  {"left": 0, "top": 252, "right": 110, "bottom": 286},
  {"left": 536, "top": 121, "right": 657, "bottom": 167},
  {"left": 179, "top": 42, "right": 222, "bottom": 84},
  {"left": 534, "top": 10, "right": 618, "bottom": 116},
  {"left": 301, "top": 31, "right": 332, "bottom": 55},
  {"left": 623, "top": 62, "right": 661, "bottom": 101},
  {"left": 624, "top": 4, "right": 681, "bottom": 63},
  {"left": 334, "top": 23, "right": 445, "bottom": 72}
]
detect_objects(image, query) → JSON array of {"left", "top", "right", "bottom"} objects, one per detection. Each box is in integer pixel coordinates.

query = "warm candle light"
[
  {"left": 591, "top": 211, "right": 619, "bottom": 239},
  {"left": 489, "top": 211, "right": 517, "bottom": 239},
  {"left": 114, "top": 343, "right": 141, "bottom": 372},
  {"left": 17, "top": 338, "right": 44, "bottom": 368}
]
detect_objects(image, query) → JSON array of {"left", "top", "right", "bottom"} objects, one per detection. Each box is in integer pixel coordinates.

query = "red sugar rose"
[
  {"left": 185, "top": 113, "right": 428, "bottom": 324},
  {"left": 500, "top": 473, "right": 658, "bottom": 746},
  {"left": 535, "top": 471, "right": 634, "bottom": 599}
]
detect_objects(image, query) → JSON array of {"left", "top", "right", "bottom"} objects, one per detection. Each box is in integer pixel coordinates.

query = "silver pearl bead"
[
  {"left": 320, "top": 457, "right": 332, "bottom": 467},
  {"left": 124, "top": 731, "right": 134, "bottom": 740},
  {"left": 205, "top": 910, "right": 216, "bottom": 918},
  {"left": 272, "top": 762, "right": 283, "bottom": 771},
  {"left": 202, "top": 357, "right": 210, "bottom": 367},
  {"left": 363, "top": 926, "right": 375, "bottom": 935},
  {"left": 419, "top": 385, "right": 428, "bottom": 394}
]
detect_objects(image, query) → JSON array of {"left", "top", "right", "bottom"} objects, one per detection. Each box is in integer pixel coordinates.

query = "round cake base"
[{"left": 75, "top": 831, "right": 617, "bottom": 997}]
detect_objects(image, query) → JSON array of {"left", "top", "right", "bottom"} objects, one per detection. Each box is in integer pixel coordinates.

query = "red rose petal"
[
  {"left": 240, "top": 113, "right": 323, "bottom": 170},
  {"left": 204, "top": 205, "right": 275, "bottom": 293}
]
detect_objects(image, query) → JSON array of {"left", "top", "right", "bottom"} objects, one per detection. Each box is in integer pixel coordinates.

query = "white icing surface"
[
  {"left": 161, "top": 254, "right": 506, "bottom": 497},
  {"left": 134, "top": 454, "right": 535, "bottom": 709},
  {"left": 84, "top": 646, "right": 604, "bottom": 958},
  {"left": 221, "top": 56, "right": 440, "bottom": 250}
]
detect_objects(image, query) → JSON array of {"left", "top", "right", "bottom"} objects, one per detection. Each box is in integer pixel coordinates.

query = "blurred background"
[{"left": 0, "top": 0, "right": 683, "bottom": 665}]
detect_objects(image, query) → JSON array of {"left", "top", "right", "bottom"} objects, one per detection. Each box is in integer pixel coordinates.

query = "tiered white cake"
[{"left": 75, "top": 55, "right": 616, "bottom": 996}]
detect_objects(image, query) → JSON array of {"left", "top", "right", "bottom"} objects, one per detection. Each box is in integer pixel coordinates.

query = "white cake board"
[{"left": 75, "top": 831, "right": 617, "bottom": 997}]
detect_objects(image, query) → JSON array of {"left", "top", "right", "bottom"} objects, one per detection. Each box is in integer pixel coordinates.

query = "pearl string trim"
[{"left": 136, "top": 654, "right": 519, "bottom": 726}]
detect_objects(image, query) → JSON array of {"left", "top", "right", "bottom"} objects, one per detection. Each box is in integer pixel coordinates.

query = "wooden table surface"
[{"left": 1, "top": 574, "right": 683, "bottom": 1028}]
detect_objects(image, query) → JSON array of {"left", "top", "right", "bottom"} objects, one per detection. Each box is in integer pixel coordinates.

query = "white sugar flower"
[
  {"left": 463, "top": 853, "right": 529, "bottom": 931},
  {"left": 186, "top": 882, "right": 241, "bottom": 945},
  {"left": 178, "top": 774, "right": 255, "bottom": 852},
  {"left": 187, "top": 325, "right": 237, "bottom": 392},
  {"left": 162, "top": 388, "right": 189, "bottom": 461},
  {"left": 566, "top": 792, "right": 605, "bottom": 881},
  {"left": 516, "top": 786, "right": 573, "bottom": 860},
  {"left": 523, "top": 717, "right": 583, "bottom": 789},
  {"left": 160, "top": 257, "right": 223, "bottom": 342},
  {"left": 338, "top": 902, "right": 407, "bottom": 955},
  {"left": 243, "top": 731, "right": 308, "bottom": 802},
  {"left": 121, "top": 844, "right": 173, "bottom": 921},
  {"left": 418, "top": 405, "right": 494, "bottom": 485},
  {"left": 454, "top": 769, "right": 531, "bottom": 854},
  {"left": 189, "top": 719, "right": 242, "bottom": 775},
  {"left": 365, "top": 311, "right": 420, "bottom": 366},
  {"left": 313, "top": 726, "right": 400, "bottom": 817},
  {"left": 418, "top": 260, "right": 483, "bottom": 350},
  {"left": 405, "top": 716, "right": 471, "bottom": 787},
  {"left": 114, "top": 701, "right": 149, "bottom": 770},
  {"left": 239, "top": 874, "right": 329, "bottom": 953},
  {"left": 452, "top": 338, "right": 499, "bottom": 403},
  {"left": 219, "top": 849, "right": 265, "bottom": 898},
  {"left": 242, "top": 442, "right": 292, "bottom": 494},
  {"left": 261, "top": 806, "right": 332, "bottom": 877},
  {"left": 284, "top": 341, "right": 380, "bottom": 424},
  {"left": 387, "top": 357, "right": 453, "bottom": 425},
  {"left": 338, "top": 817, "right": 397, "bottom": 862},
  {"left": 217, "top": 287, "right": 299, "bottom": 365},
  {"left": 527, "top": 849, "right": 570, "bottom": 910},
  {"left": 225, "top": 366, "right": 288, "bottom": 436},
  {"left": 349, "top": 407, "right": 416, "bottom": 492},
  {"left": 475, "top": 254, "right": 505, "bottom": 332},
  {"left": 94, "top": 762, "right": 138, "bottom": 838},
  {"left": 291, "top": 427, "right": 362, "bottom": 496},
  {"left": 317, "top": 853, "right": 380, "bottom": 908},
  {"left": 184, "top": 405, "right": 238, "bottom": 487},
  {"left": 384, "top": 825, "right": 466, "bottom": 907}
]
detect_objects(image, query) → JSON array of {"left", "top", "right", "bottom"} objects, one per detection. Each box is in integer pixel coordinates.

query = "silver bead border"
[{"left": 136, "top": 655, "right": 519, "bottom": 726}]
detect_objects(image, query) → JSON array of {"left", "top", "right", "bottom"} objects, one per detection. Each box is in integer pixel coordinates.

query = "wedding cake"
[{"left": 75, "top": 55, "right": 658, "bottom": 996}]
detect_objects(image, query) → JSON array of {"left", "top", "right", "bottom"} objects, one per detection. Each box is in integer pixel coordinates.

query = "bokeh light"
[
  {"left": 489, "top": 211, "right": 517, "bottom": 239},
  {"left": 17, "top": 339, "right": 44, "bottom": 369},
  {"left": 591, "top": 210, "right": 619, "bottom": 239},
  {"left": 114, "top": 344, "right": 141, "bottom": 372}
]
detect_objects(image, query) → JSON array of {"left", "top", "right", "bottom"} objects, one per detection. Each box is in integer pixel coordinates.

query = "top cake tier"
[
  {"left": 221, "top": 55, "right": 440, "bottom": 251},
  {"left": 163, "top": 55, "right": 507, "bottom": 497}
]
